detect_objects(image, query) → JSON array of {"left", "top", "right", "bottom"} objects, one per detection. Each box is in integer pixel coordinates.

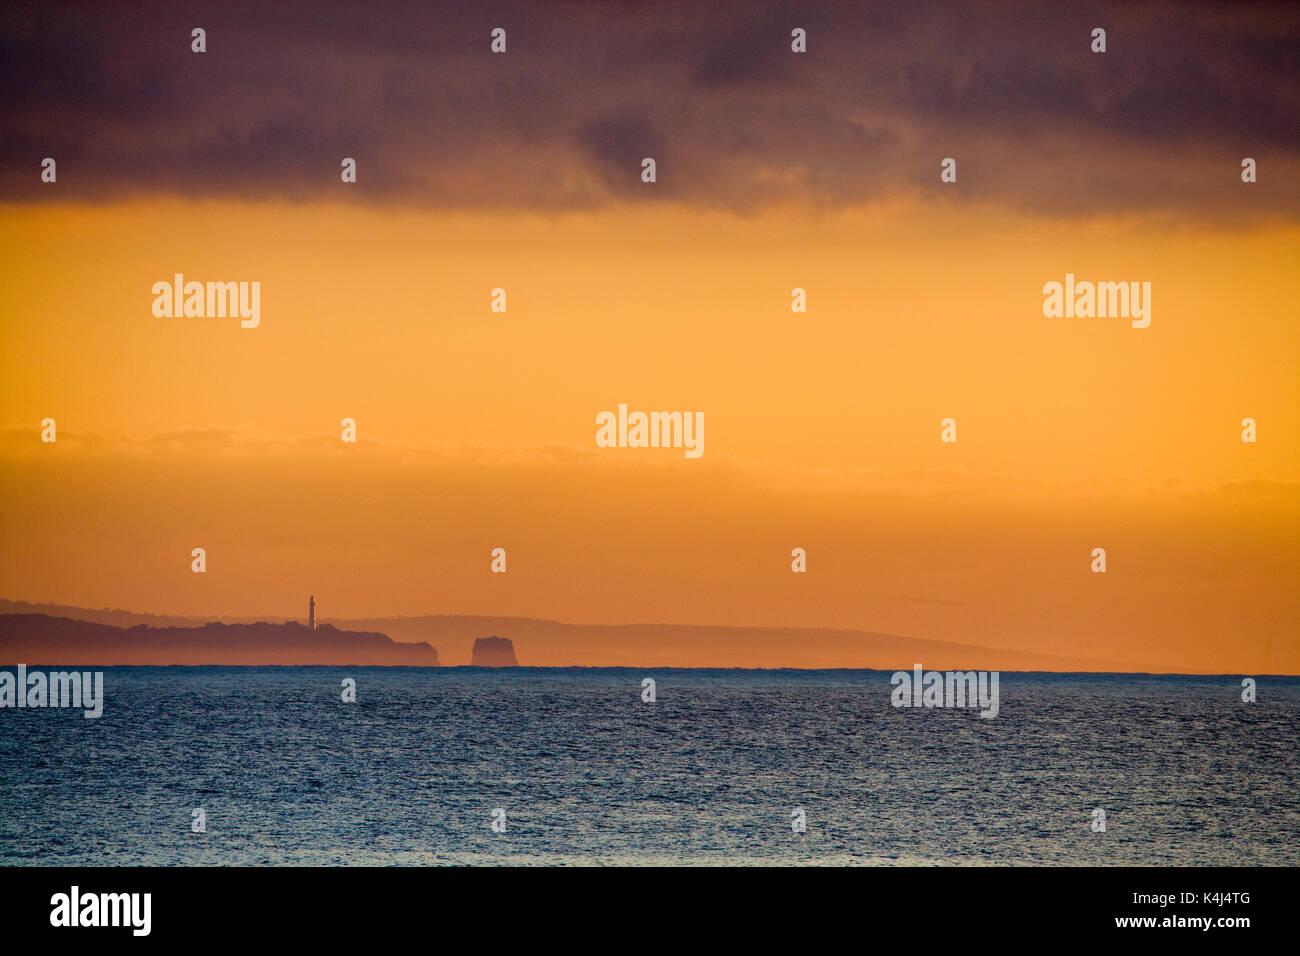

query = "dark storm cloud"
[
  {"left": 690, "top": 6, "right": 811, "bottom": 90},
  {"left": 579, "top": 112, "right": 664, "bottom": 191},
  {"left": 1, "top": 0, "right": 1297, "bottom": 219}
]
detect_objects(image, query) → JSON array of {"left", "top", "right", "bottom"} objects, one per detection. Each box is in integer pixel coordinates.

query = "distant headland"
[
  {"left": 0, "top": 613, "right": 439, "bottom": 666},
  {"left": 0, "top": 598, "right": 1133, "bottom": 671}
]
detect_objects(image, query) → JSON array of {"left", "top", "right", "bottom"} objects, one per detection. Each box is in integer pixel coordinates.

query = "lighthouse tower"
[{"left": 309, "top": 595, "right": 316, "bottom": 630}]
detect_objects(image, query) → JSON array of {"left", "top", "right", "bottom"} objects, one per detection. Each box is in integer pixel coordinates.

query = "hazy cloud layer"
[
  {"left": 2, "top": 0, "right": 1297, "bottom": 218},
  {"left": 5, "top": 424, "right": 1297, "bottom": 507}
]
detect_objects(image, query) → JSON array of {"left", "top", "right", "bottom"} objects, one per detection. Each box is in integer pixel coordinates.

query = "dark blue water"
[{"left": 1, "top": 668, "right": 1296, "bottom": 865}]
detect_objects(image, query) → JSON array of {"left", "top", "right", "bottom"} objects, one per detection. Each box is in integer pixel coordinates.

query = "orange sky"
[{"left": 1, "top": 199, "right": 1297, "bottom": 672}]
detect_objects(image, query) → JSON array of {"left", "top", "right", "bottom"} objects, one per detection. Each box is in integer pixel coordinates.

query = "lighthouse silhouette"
[{"left": 309, "top": 595, "right": 316, "bottom": 630}]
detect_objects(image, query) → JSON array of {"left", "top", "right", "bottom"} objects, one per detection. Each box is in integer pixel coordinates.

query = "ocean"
[{"left": 1, "top": 668, "right": 1296, "bottom": 865}]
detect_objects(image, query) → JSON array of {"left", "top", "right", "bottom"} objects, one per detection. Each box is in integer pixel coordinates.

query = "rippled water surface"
[{"left": 1, "top": 668, "right": 1296, "bottom": 865}]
